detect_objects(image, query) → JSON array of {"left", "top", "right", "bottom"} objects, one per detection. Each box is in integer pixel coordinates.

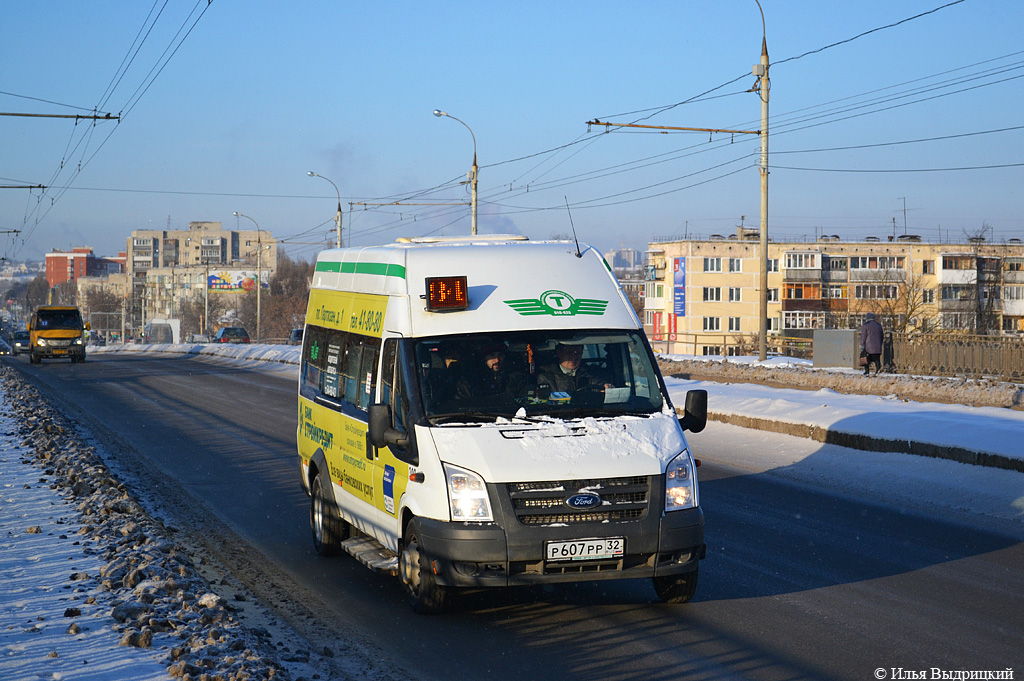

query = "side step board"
[{"left": 341, "top": 536, "right": 399, "bottom": 576}]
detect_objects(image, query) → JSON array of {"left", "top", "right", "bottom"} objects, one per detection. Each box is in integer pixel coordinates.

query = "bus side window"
[
  {"left": 380, "top": 339, "right": 408, "bottom": 436},
  {"left": 301, "top": 326, "right": 328, "bottom": 398}
]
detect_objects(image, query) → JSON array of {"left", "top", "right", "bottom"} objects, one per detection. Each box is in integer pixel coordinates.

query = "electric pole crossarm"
[
  {"left": 587, "top": 119, "right": 759, "bottom": 136},
  {"left": 351, "top": 202, "right": 468, "bottom": 206},
  {"left": 0, "top": 112, "right": 119, "bottom": 121}
]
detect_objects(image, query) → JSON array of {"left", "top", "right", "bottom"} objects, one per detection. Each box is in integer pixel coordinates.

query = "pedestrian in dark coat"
[{"left": 860, "top": 313, "right": 884, "bottom": 376}]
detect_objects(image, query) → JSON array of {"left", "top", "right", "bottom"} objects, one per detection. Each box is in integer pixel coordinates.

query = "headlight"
[
  {"left": 665, "top": 450, "right": 698, "bottom": 511},
  {"left": 75, "top": 336, "right": 85, "bottom": 345},
  {"left": 36, "top": 338, "right": 48, "bottom": 347},
  {"left": 444, "top": 463, "right": 493, "bottom": 522}
]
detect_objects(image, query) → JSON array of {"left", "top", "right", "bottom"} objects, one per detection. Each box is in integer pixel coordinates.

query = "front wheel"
[
  {"left": 400, "top": 520, "right": 448, "bottom": 615},
  {"left": 30, "top": 354, "right": 41, "bottom": 364},
  {"left": 310, "top": 473, "right": 347, "bottom": 556},
  {"left": 653, "top": 568, "right": 699, "bottom": 604}
]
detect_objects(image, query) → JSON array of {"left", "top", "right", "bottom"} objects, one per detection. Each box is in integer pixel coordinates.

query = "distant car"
[
  {"left": 185, "top": 334, "right": 210, "bottom": 344},
  {"left": 213, "top": 327, "right": 250, "bottom": 344},
  {"left": 11, "top": 330, "right": 30, "bottom": 356},
  {"left": 0, "top": 338, "right": 11, "bottom": 356},
  {"left": 287, "top": 328, "right": 303, "bottom": 345}
]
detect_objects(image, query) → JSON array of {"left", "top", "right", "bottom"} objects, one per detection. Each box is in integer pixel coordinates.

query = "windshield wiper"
[{"left": 429, "top": 411, "right": 547, "bottom": 425}]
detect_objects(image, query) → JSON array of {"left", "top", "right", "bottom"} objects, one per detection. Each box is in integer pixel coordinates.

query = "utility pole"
[{"left": 754, "top": 1, "right": 770, "bottom": 362}]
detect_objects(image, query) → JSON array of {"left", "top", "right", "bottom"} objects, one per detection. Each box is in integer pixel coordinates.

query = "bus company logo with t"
[
  {"left": 565, "top": 492, "right": 601, "bottom": 509},
  {"left": 504, "top": 290, "right": 609, "bottom": 317}
]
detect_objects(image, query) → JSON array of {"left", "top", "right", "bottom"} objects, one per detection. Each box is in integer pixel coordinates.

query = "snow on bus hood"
[{"left": 426, "top": 412, "right": 687, "bottom": 483}]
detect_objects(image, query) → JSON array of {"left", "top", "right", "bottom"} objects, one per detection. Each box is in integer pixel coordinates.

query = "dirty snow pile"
[{"left": 0, "top": 366, "right": 292, "bottom": 681}]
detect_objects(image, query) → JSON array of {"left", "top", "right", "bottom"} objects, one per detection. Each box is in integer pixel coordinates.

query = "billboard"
[
  {"left": 208, "top": 270, "right": 268, "bottom": 294},
  {"left": 673, "top": 257, "right": 686, "bottom": 317}
]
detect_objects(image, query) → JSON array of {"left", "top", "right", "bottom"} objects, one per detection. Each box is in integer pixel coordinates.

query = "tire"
[
  {"left": 30, "top": 354, "right": 41, "bottom": 365},
  {"left": 310, "top": 473, "right": 347, "bottom": 556},
  {"left": 399, "top": 520, "right": 448, "bottom": 615},
  {"left": 653, "top": 568, "right": 699, "bottom": 604}
]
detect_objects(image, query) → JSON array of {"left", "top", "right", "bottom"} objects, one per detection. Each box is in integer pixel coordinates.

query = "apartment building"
[
  {"left": 45, "top": 247, "right": 125, "bottom": 288},
  {"left": 644, "top": 228, "right": 1024, "bottom": 355},
  {"left": 125, "top": 221, "right": 277, "bottom": 275}
]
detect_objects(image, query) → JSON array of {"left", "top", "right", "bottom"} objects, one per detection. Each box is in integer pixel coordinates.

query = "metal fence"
[{"left": 892, "top": 333, "right": 1024, "bottom": 381}]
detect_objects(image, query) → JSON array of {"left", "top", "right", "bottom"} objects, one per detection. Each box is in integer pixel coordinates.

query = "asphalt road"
[{"left": 10, "top": 352, "right": 1023, "bottom": 681}]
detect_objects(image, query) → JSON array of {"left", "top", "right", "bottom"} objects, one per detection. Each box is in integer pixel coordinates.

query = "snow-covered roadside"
[{"left": 0, "top": 367, "right": 310, "bottom": 681}]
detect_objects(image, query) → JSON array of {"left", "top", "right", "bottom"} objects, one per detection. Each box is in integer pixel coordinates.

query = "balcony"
[
  {"left": 782, "top": 269, "right": 822, "bottom": 283},
  {"left": 849, "top": 268, "right": 907, "bottom": 283}
]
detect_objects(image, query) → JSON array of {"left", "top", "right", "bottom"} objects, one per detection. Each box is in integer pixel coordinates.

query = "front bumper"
[{"left": 414, "top": 505, "right": 705, "bottom": 588}]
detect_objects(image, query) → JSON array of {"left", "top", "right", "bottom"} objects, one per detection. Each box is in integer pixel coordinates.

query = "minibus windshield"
[
  {"left": 412, "top": 329, "right": 666, "bottom": 422},
  {"left": 35, "top": 309, "right": 84, "bottom": 331}
]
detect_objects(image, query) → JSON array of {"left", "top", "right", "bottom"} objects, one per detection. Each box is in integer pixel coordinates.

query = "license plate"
[
  {"left": 52, "top": 349, "right": 67, "bottom": 355},
  {"left": 546, "top": 537, "right": 624, "bottom": 562}
]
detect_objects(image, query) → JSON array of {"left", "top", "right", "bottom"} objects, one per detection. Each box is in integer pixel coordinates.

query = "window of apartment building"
[
  {"left": 855, "top": 284, "right": 898, "bottom": 299},
  {"left": 703, "top": 317, "right": 720, "bottom": 332},
  {"left": 1004, "top": 285, "right": 1024, "bottom": 301},
  {"left": 1003, "top": 317, "right": 1024, "bottom": 333},
  {"left": 703, "top": 287, "right": 721, "bottom": 302},
  {"left": 768, "top": 317, "right": 779, "bottom": 332},
  {"left": 656, "top": 284, "right": 664, "bottom": 297},
  {"left": 942, "top": 255, "right": 973, "bottom": 270},
  {"left": 941, "top": 313, "right": 972, "bottom": 329},
  {"left": 785, "top": 283, "right": 820, "bottom": 299},
  {"left": 822, "top": 285, "right": 848, "bottom": 299},
  {"left": 702, "top": 346, "right": 721, "bottom": 356},
  {"left": 978, "top": 257, "right": 1000, "bottom": 272},
  {"left": 703, "top": 257, "right": 722, "bottom": 272},
  {"left": 729, "top": 287, "right": 742, "bottom": 302},
  {"left": 132, "top": 238, "right": 151, "bottom": 247},
  {"left": 851, "top": 256, "right": 904, "bottom": 269},
  {"left": 729, "top": 257, "right": 742, "bottom": 272},
  {"left": 768, "top": 288, "right": 779, "bottom": 302},
  {"left": 941, "top": 285, "right": 973, "bottom": 301},
  {"left": 1005, "top": 259, "right": 1024, "bottom": 272},
  {"left": 728, "top": 317, "right": 741, "bottom": 332},
  {"left": 785, "top": 253, "right": 817, "bottom": 269},
  {"left": 823, "top": 256, "right": 848, "bottom": 271},
  {"left": 922, "top": 289, "right": 936, "bottom": 304},
  {"left": 783, "top": 311, "right": 824, "bottom": 329},
  {"left": 767, "top": 258, "right": 779, "bottom": 272},
  {"left": 922, "top": 260, "right": 936, "bottom": 275}
]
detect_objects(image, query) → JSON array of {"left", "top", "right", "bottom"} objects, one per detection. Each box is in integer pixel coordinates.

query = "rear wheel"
[
  {"left": 653, "top": 568, "right": 699, "bottom": 604},
  {"left": 310, "top": 473, "right": 347, "bottom": 556},
  {"left": 400, "top": 520, "right": 448, "bottom": 614}
]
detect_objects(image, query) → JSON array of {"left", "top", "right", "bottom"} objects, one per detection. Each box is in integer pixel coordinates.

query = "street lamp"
[
  {"left": 232, "top": 211, "right": 264, "bottom": 343},
  {"left": 433, "top": 109, "right": 478, "bottom": 235},
  {"left": 307, "top": 171, "right": 343, "bottom": 248}
]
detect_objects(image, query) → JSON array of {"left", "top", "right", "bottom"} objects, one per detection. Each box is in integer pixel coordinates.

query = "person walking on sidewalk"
[{"left": 860, "top": 312, "right": 884, "bottom": 376}]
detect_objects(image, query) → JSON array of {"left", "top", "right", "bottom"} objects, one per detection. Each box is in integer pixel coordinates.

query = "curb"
[{"left": 705, "top": 411, "right": 1024, "bottom": 474}]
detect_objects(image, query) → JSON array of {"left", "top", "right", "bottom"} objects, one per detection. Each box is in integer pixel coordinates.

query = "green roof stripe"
[{"left": 316, "top": 261, "right": 406, "bottom": 278}]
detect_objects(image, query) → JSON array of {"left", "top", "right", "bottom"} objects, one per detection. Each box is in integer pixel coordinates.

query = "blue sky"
[{"left": 2, "top": 0, "right": 1022, "bottom": 263}]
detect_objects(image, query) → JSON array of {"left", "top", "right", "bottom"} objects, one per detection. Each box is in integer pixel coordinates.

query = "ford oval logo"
[{"left": 566, "top": 493, "right": 601, "bottom": 509}]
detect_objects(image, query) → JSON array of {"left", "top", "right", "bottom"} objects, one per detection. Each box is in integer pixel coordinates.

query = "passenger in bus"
[
  {"left": 536, "top": 343, "right": 612, "bottom": 398},
  {"left": 421, "top": 342, "right": 464, "bottom": 408},
  {"left": 455, "top": 342, "right": 529, "bottom": 401}
]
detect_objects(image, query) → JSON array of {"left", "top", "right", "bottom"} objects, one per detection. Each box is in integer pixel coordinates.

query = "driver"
[{"left": 536, "top": 343, "right": 612, "bottom": 396}]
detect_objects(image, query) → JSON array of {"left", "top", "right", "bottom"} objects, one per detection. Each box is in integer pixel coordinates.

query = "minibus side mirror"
[
  {"left": 678, "top": 389, "right": 707, "bottom": 434},
  {"left": 368, "top": 403, "right": 410, "bottom": 449}
]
